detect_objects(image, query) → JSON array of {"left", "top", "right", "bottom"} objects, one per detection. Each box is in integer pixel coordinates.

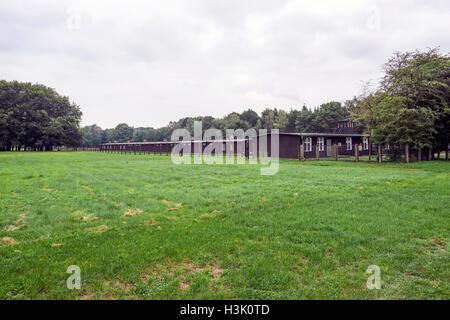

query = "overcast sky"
[{"left": 1, "top": 0, "right": 449, "bottom": 128}]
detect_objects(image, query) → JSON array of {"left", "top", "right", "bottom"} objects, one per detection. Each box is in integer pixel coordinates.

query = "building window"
[
  {"left": 363, "top": 138, "right": 369, "bottom": 150},
  {"left": 346, "top": 137, "right": 352, "bottom": 150},
  {"left": 304, "top": 137, "right": 312, "bottom": 152},
  {"left": 318, "top": 137, "right": 324, "bottom": 152}
]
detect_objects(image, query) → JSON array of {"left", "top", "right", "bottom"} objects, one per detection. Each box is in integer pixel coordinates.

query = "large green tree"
[
  {"left": 379, "top": 49, "right": 448, "bottom": 161},
  {"left": 352, "top": 48, "right": 449, "bottom": 162},
  {"left": 0, "top": 80, "right": 82, "bottom": 150}
]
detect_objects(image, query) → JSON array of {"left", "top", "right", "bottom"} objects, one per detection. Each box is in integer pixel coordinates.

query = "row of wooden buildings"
[{"left": 99, "top": 120, "right": 376, "bottom": 160}]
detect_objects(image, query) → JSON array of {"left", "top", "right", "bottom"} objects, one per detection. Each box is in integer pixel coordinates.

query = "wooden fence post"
[
  {"left": 418, "top": 148, "right": 422, "bottom": 161},
  {"left": 299, "top": 144, "right": 304, "bottom": 161},
  {"left": 354, "top": 144, "right": 359, "bottom": 162},
  {"left": 334, "top": 144, "right": 338, "bottom": 161},
  {"left": 316, "top": 145, "right": 320, "bottom": 160}
]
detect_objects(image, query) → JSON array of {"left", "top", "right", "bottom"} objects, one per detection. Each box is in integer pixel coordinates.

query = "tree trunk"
[
  {"left": 405, "top": 143, "right": 410, "bottom": 163},
  {"left": 377, "top": 145, "right": 382, "bottom": 163}
]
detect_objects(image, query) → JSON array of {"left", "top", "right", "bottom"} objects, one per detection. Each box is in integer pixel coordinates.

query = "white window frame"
[
  {"left": 363, "top": 138, "right": 369, "bottom": 150},
  {"left": 304, "top": 137, "right": 312, "bottom": 152},
  {"left": 317, "top": 137, "right": 324, "bottom": 152},
  {"left": 346, "top": 137, "right": 352, "bottom": 150}
]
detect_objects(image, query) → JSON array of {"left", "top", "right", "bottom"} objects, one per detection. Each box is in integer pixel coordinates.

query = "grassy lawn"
[{"left": 0, "top": 152, "right": 449, "bottom": 300}]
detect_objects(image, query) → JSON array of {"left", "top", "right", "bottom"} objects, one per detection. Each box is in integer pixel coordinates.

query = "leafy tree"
[
  {"left": 274, "top": 110, "right": 289, "bottom": 131},
  {"left": 295, "top": 106, "right": 314, "bottom": 132},
  {"left": 374, "top": 95, "right": 436, "bottom": 151},
  {"left": 0, "top": 80, "right": 82, "bottom": 150},
  {"left": 112, "top": 123, "right": 134, "bottom": 142},
  {"left": 101, "top": 128, "right": 114, "bottom": 144},
  {"left": 284, "top": 109, "right": 300, "bottom": 132},
  {"left": 240, "top": 109, "right": 259, "bottom": 127},
  {"left": 260, "top": 108, "right": 277, "bottom": 130},
  {"left": 349, "top": 82, "right": 384, "bottom": 159},
  {"left": 82, "top": 124, "right": 104, "bottom": 146},
  {"left": 312, "top": 101, "right": 350, "bottom": 132},
  {"left": 378, "top": 48, "right": 449, "bottom": 161},
  {"left": 222, "top": 112, "right": 250, "bottom": 131}
]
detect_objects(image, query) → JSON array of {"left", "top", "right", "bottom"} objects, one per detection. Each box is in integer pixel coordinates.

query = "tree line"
[{"left": 82, "top": 101, "right": 351, "bottom": 146}]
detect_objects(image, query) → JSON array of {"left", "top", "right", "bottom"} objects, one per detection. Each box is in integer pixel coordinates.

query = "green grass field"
[{"left": 0, "top": 152, "right": 449, "bottom": 299}]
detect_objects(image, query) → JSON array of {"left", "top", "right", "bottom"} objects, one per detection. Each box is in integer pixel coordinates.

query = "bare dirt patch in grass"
[
  {"left": 1, "top": 237, "right": 17, "bottom": 245},
  {"left": 104, "top": 279, "right": 136, "bottom": 291},
  {"left": 78, "top": 290, "right": 94, "bottom": 300},
  {"left": 429, "top": 237, "right": 448, "bottom": 252},
  {"left": 161, "top": 200, "right": 183, "bottom": 211},
  {"left": 167, "top": 203, "right": 183, "bottom": 212},
  {"left": 96, "top": 225, "right": 108, "bottom": 233},
  {"left": 200, "top": 210, "right": 223, "bottom": 218},
  {"left": 144, "top": 219, "right": 158, "bottom": 225},
  {"left": 194, "top": 263, "right": 224, "bottom": 280},
  {"left": 3, "top": 224, "right": 26, "bottom": 231},
  {"left": 142, "top": 259, "right": 225, "bottom": 291},
  {"left": 84, "top": 224, "right": 109, "bottom": 233},
  {"left": 82, "top": 216, "right": 99, "bottom": 222},
  {"left": 179, "top": 280, "right": 190, "bottom": 291},
  {"left": 123, "top": 208, "right": 143, "bottom": 217}
]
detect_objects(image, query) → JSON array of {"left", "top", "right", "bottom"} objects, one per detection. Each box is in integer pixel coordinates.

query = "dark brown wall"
[{"left": 99, "top": 134, "right": 370, "bottom": 159}]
